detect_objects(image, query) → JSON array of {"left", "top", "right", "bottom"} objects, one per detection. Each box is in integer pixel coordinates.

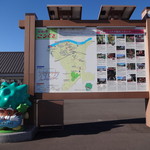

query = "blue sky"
[{"left": 0, "top": 0, "right": 149, "bottom": 52}]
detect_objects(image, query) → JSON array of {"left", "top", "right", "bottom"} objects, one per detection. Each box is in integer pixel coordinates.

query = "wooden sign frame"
[{"left": 19, "top": 13, "right": 150, "bottom": 127}]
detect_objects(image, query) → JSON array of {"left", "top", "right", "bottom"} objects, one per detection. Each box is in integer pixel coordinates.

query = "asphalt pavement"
[{"left": 1, "top": 99, "right": 150, "bottom": 150}]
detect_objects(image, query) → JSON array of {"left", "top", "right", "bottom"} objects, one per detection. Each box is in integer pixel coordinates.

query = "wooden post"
[
  {"left": 24, "top": 13, "right": 37, "bottom": 96},
  {"left": 24, "top": 13, "right": 37, "bottom": 125},
  {"left": 145, "top": 18, "right": 150, "bottom": 127}
]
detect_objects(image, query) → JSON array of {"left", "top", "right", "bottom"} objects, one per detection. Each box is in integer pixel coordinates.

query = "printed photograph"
[
  {"left": 117, "top": 63, "right": 126, "bottom": 67},
  {"left": 97, "top": 66, "right": 106, "bottom": 72},
  {"left": 117, "top": 76, "right": 126, "bottom": 81},
  {"left": 97, "top": 35, "right": 105, "bottom": 44},
  {"left": 135, "top": 34, "right": 144, "bottom": 42},
  {"left": 136, "top": 50, "right": 145, "bottom": 57},
  {"left": 126, "top": 49, "right": 135, "bottom": 59},
  {"left": 126, "top": 35, "right": 134, "bottom": 42},
  {"left": 97, "top": 53, "right": 106, "bottom": 59},
  {"left": 137, "top": 63, "right": 145, "bottom": 69},
  {"left": 117, "top": 54, "right": 125, "bottom": 59},
  {"left": 97, "top": 78, "right": 106, "bottom": 84},
  {"left": 106, "top": 34, "right": 115, "bottom": 45},
  {"left": 127, "top": 63, "right": 136, "bottom": 70},
  {"left": 107, "top": 67, "right": 116, "bottom": 80},
  {"left": 116, "top": 34, "right": 125, "bottom": 39},
  {"left": 107, "top": 53, "right": 116, "bottom": 60},
  {"left": 127, "top": 74, "right": 136, "bottom": 82},
  {"left": 137, "top": 77, "right": 146, "bottom": 83},
  {"left": 116, "top": 46, "right": 125, "bottom": 50}
]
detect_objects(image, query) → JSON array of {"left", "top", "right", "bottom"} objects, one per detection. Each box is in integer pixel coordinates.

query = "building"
[{"left": 0, "top": 52, "right": 24, "bottom": 84}]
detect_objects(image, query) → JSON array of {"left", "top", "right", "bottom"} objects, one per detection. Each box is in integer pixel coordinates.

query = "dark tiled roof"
[{"left": 0, "top": 52, "right": 24, "bottom": 74}]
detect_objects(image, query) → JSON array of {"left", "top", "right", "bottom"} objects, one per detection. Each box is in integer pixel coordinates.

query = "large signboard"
[{"left": 35, "top": 27, "right": 147, "bottom": 93}]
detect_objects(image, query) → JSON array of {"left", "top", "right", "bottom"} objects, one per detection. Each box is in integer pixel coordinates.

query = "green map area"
[
  {"left": 71, "top": 72, "right": 80, "bottom": 81},
  {"left": 49, "top": 38, "right": 95, "bottom": 91}
]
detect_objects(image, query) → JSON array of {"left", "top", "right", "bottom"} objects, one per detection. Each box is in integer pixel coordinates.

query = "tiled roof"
[{"left": 0, "top": 52, "right": 24, "bottom": 74}]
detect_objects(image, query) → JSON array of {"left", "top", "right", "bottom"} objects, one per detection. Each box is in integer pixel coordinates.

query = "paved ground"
[{"left": 1, "top": 99, "right": 150, "bottom": 150}]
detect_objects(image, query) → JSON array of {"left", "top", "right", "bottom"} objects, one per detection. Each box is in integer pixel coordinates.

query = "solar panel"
[
  {"left": 47, "top": 5, "right": 82, "bottom": 20},
  {"left": 98, "top": 5, "right": 136, "bottom": 20},
  {"left": 142, "top": 7, "right": 150, "bottom": 19}
]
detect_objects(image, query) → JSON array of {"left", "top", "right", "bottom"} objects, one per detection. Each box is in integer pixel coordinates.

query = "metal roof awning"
[
  {"left": 98, "top": 5, "right": 136, "bottom": 20},
  {"left": 47, "top": 5, "right": 82, "bottom": 20}
]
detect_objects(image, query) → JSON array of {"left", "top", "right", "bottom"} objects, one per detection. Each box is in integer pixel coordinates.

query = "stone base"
[{"left": 0, "top": 126, "right": 37, "bottom": 143}]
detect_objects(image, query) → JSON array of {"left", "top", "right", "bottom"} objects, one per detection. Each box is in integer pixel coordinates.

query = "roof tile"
[{"left": 0, "top": 52, "right": 24, "bottom": 74}]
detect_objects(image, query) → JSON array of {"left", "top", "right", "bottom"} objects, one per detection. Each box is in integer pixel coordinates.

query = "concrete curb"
[{"left": 0, "top": 126, "right": 38, "bottom": 143}]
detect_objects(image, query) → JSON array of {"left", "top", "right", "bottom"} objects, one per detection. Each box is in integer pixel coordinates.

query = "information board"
[{"left": 35, "top": 27, "right": 147, "bottom": 93}]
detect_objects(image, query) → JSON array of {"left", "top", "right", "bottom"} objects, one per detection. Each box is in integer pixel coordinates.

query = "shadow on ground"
[{"left": 34, "top": 118, "right": 146, "bottom": 140}]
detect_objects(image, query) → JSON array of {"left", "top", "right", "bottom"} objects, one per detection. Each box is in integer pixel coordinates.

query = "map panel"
[{"left": 35, "top": 27, "right": 97, "bottom": 92}]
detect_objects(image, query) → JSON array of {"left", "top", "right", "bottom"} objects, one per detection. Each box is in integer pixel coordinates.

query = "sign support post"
[
  {"left": 145, "top": 18, "right": 150, "bottom": 127},
  {"left": 24, "top": 13, "right": 37, "bottom": 125}
]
